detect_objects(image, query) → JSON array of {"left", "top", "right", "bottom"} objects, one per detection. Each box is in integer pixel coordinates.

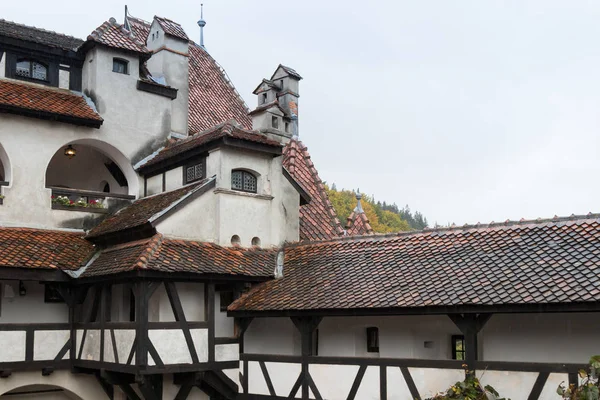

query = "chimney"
[
  {"left": 249, "top": 65, "right": 302, "bottom": 143},
  {"left": 145, "top": 16, "right": 190, "bottom": 137}
]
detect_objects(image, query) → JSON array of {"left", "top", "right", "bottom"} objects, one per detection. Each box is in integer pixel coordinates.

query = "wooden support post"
[
  {"left": 448, "top": 313, "right": 491, "bottom": 375},
  {"left": 135, "top": 282, "right": 149, "bottom": 367},
  {"left": 291, "top": 316, "right": 322, "bottom": 400},
  {"left": 99, "top": 285, "right": 106, "bottom": 362},
  {"left": 234, "top": 317, "right": 253, "bottom": 354},
  {"left": 205, "top": 282, "right": 215, "bottom": 363}
]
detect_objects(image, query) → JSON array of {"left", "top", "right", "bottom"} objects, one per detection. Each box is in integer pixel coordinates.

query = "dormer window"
[
  {"left": 271, "top": 116, "right": 279, "bottom": 129},
  {"left": 261, "top": 93, "right": 267, "bottom": 104},
  {"left": 185, "top": 159, "right": 205, "bottom": 184},
  {"left": 15, "top": 59, "right": 47, "bottom": 81},
  {"left": 231, "top": 170, "right": 257, "bottom": 193},
  {"left": 112, "top": 58, "right": 128, "bottom": 74}
]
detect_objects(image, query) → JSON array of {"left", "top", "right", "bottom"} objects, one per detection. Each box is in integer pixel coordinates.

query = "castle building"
[{"left": 0, "top": 8, "right": 599, "bottom": 400}]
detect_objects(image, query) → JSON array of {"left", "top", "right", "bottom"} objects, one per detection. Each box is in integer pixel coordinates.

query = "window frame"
[
  {"left": 366, "top": 326, "right": 379, "bottom": 353},
  {"left": 15, "top": 58, "right": 49, "bottom": 82},
  {"left": 451, "top": 334, "right": 465, "bottom": 360},
  {"left": 183, "top": 158, "right": 205, "bottom": 184},
  {"left": 112, "top": 58, "right": 129, "bottom": 75},
  {"left": 231, "top": 169, "right": 258, "bottom": 194}
]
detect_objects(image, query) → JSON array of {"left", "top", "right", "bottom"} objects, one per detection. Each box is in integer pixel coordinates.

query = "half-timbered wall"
[{"left": 240, "top": 313, "right": 599, "bottom": 399}]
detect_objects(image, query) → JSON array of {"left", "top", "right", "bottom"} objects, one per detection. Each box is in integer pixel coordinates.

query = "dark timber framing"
[{"left": 239, "top": 353, "right": 589, "bottom": 400}]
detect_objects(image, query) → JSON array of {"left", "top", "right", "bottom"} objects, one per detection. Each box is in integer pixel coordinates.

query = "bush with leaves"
[
  {"left": 425, "top": 366, "right": 509, "bottom": 400},
  {"left": 557, "top": 356, "right": 600, "bottom": 400}
]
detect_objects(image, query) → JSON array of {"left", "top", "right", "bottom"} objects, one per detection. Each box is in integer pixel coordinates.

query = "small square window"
[
  {"left": 220, "top": 291, "right": 234, "bottom": 312},
  {"left": 231, "top": 170, "right": 257, "bottom": 193},
  {"left": 185, "top": 160, "right": 204, "bottom": 184},
  {"left": 112, "top": 58, "right": 128, "bottom": 74},
  {"left": 366, "top": 327, "right": 379, "bottom": 353},
  {"left": 451, "top": 335, "right": 465, "bottom": 360},
  {"left": 272, "top": 116, "right": 279, "bottom": 129}
]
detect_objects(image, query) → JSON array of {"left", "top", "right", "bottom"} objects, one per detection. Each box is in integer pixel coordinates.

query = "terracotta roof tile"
[
  {"left": 127, "top": 16, "right": 151, "bottom": 42},
  {"left": 0, "top": 80, "right": 103, "bottom": 127},
  {"left": 346, "top": 211, "right": 374, "bottom": 236},
  {"left": 230, "top": 215, "right": 600, "bottom": 312},
  {"left": 154, "top": 16, "right": 188, "bottom": 41},
  {"left": 188, "top": 43, "right": 252, "bottom": 132},
  {"left": 137, "top": 121, "right": 281, "bottom": 171},
  {"left": 86, "top": 178, "right": 215, "bottom": 239},
  {"left": 81, "top": 234, "right": 275, "bottom": 277},
  {"left": 283, "top": 139, "right": 344, "bottom": 241},
  {"left": 0, "top": 19, "right": 83, "bottom": 51},
  {"left": 88, "top": 18, "right": 149, "bottom": 54},
  {"left": 0, "top": 227, "right": 94, "bottom": 270}
]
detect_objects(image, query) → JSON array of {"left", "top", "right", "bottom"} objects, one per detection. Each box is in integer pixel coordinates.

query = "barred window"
[
  {"left": 231, "top": 170, "right": 257, "bottom": 193},
  {"left": 16, "top": 59, "right": 47, "bottom": 81},
  {"left": 185, "top": 160, "right": 204, "bottom": 184}
]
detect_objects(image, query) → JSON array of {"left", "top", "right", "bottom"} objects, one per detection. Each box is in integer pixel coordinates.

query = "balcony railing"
[
  {"left": 49, "top": 187, "right": 135, "bottom": 214},
  {"left": 0, "top": 323, "right": 71, "bottom": 374}
]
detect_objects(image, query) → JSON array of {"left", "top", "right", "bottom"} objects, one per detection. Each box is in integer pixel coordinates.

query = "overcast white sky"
[{"left": 3, "top": 1, "right": 600, "bottom": 226}]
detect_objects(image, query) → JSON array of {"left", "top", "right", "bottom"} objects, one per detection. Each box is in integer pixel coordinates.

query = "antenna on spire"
[
  {"left": 124, "top": 5, "right": 131, "bottom": 31},
  {"left": 197, "top": 3, "right": 207, "bottom": 49}
]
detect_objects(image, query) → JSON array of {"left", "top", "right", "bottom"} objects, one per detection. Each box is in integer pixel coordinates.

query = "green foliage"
[
  {"left": 557, "top": 356, "right": 600, "bottom": 400},
  {"left": 326, "top": 184, "right": 427, "bottom": 233},
  {"left": 426, "top": 369, "right": 508, "bottom": 400}
]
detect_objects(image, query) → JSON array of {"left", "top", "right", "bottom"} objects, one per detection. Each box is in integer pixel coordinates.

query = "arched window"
[
  {"left": 231, "top": 170, "right": 257, "bottom": 193},
  {"left": 16, "top": 59, "right": 48, "bottom": 81}
]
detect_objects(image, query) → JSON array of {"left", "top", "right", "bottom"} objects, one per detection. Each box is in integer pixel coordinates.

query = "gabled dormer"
[{"left": 0, "top": 19, "right": 85, "bottom": 90}]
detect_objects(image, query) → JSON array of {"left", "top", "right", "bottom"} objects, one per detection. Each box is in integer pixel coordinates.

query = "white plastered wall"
[
  {"left": 0, "top": 280, "right": 68, "bottom": 323},
  {"left": 149, "top": 282, "right": 206, "bottom": 322},
  {"left": 244, "top": 317, "right": 300, "bottom": 356},
  {"left": 154, "top": 191, "right": 217, "bottom": 242},
  {"left": 0, "top": 44, "right": 176, "bottom": 229}
]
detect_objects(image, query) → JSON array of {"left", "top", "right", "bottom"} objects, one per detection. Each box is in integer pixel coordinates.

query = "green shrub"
[{"left": 557, "top": 356, "right": 600, "bottom": 400}]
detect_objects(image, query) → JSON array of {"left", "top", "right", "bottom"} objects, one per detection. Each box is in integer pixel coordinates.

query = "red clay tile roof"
[
  {"left": 137, "top": 121, "right": 281, "bottom": 172},
  {"left": 86, "top": 178, "right": 215, "bottom": 239},
  {"left": 155, "top": 16, "right": 188, "bottom": 41},
  {"left": 80, "top": 234, "right": 275, "bottom": 277},
  {"left": 88, "top": 18, "right": 149, "bottom": 54},
  {"left": 346, "top": 211, "right": 374, "bottom": 236},
  {"left": 229, "top": 214, "right": 600, "bottom": 312},
  {"left": 283, "top": 139, "right": 344, "bottom": 241},
  {"left": 0, "top": 80, "right": 103, "bottom": 127},
  {"left": 188, "top": 43, "right": 252, "bottom": 132},
  {"left": 0, "top": 227, "right": 94, "bottom": 270},
  {"left": 0, "top": 19, "right": 84, "bottom": 51},
  {"left": 128, "top": 16, "right": 151, "bottom": 41}
]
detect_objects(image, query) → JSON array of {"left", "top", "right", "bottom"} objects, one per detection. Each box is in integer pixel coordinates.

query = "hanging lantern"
[{"left": 64, "top": 145, "right": 76, "bottom": 158}]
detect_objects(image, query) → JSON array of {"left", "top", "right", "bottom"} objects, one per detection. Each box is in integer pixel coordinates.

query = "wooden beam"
[
  {"left": 205, "top": 283, "right": 215, "bottom": 363},
  {"left": 400, "top": 366, "right": 421, "bottom": 400},
  {"left": 135, "top": 282, "right": 149, "bottom": 367},
  {"left": 164, "top": 282, "right": 199, "bottom": 364},
  {"left": 291, "top": 316, "right": 322, "bottom": 399},
  {"left": 527, "top": 372, "right": 550, "bottom": 400},
  {"left": 448, "top": 313, "right": 491, "bottom": 374}
]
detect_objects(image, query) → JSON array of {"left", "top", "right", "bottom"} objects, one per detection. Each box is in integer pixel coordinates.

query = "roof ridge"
[
  {"left": 0, "top": 18, "right": 84, "bottom": 42},
  {"left": 285, "top": 212, "right": 600, "bottom": 248},
  {"left": 135, "top": 233, "right": 164, "bottom": 270}
]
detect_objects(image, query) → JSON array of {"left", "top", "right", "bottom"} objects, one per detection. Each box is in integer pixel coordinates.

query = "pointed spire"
[
  {"left": 197, "top": 3, "right": 207, "bottom": 48},
  {"left": 123, "top": 5, "right": 131, "bottom": 31}
]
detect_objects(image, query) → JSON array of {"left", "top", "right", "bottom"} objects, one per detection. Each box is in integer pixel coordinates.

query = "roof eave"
[{"left": 0, "top": 103, "right": 103, "bottom": 128}]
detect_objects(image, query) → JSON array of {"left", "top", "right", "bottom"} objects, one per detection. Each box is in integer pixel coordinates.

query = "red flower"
[
  {"left": 69, "top": 200, "right": 74, "bottom": 204},
  {"left": 51, "top": 196, "right": 55, "bottom": 199}
]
